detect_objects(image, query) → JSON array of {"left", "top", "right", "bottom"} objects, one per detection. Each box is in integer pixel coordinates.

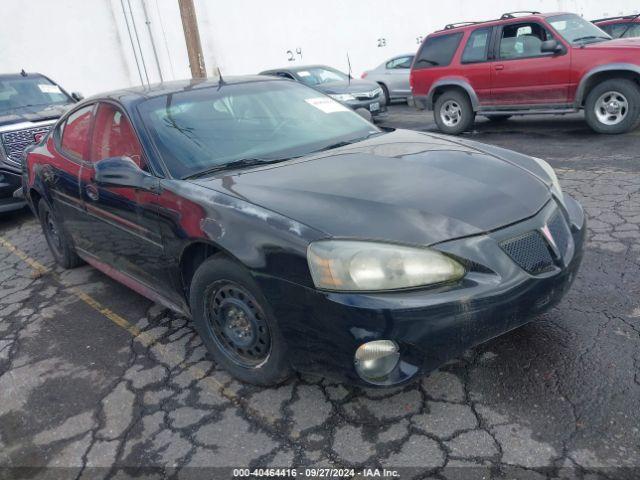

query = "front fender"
[{"left": 574, "top": 63, "right": 640, "bottom": 106}]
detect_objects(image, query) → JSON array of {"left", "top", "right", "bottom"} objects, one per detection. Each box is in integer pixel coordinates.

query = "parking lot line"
[{"left": 0, "top": 235, "right": 283, "bottom": 429}]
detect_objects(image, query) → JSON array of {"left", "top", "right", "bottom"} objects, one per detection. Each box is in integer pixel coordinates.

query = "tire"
[
  {"left": 189, "top": 254, "right": 291, "bottom": 386},
  {"left": 379, "top": 83, "right": 390, "bottom": 106},
  {"left": 433, "top": 89, "right": 475, "bottom": 134},
  {"left": 38, "top": 199, "right": 82, "bottom": 269},
  {"left": 485, "top": 114, "right": 512, "bottom": 123},
  {"left": 584, "top": 78, "right": 640, "bottom": 134}
]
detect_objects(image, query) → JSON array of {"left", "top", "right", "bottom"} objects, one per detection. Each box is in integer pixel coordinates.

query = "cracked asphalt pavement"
[{"left": 1, "top": 105, "right": 639, "bottom": 479}]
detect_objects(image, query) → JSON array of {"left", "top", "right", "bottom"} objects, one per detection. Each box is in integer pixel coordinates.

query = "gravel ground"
[{"left": 0, "top": 105, "right": 638, "bottom": 479}]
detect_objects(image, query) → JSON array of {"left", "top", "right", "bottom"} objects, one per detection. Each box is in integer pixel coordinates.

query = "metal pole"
[
  {"left": 178, "top": 0, "right": 206, "bottom": 78},
  {"left": 142, "top": 0, "right": 164, "bottom": 83}
]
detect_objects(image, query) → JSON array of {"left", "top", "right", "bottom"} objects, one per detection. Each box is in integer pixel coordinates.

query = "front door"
[
  {"left": 78, "top": 102, "right": 172, "bottom": 298},
  {"left": 490, "top": 21, "right": 571, "bottom": 106}
]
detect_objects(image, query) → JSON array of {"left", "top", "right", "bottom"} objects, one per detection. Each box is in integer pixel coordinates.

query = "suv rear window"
[{"left": 414, "top": 33, "right": 463, "bottom": 69}]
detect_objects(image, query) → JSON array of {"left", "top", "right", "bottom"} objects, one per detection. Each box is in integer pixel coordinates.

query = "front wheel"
[
  {"left": 433, "top": 90, "right": 475, "bottom": 134},
  {"left": 189, "top": 255, "right": 291, "bottom": 386},
  {"left": 584, "top": 79, "right": 640, "bottom": 134}
]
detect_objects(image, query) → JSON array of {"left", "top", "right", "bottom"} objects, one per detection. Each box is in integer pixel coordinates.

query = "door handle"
[
  {"left": 494, "top": 64, "right": 505, "bottom": 71},
  {"left": 85, "top": 184, "right": 99, "bottom": 201}
]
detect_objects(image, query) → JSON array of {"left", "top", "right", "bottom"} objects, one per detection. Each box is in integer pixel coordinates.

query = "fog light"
[{"left": 354, "top": 340, "right": 400, "bottom": 381}]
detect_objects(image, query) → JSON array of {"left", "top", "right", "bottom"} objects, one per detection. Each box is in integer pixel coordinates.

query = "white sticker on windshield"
[
  {"left": 305, "top": 97, "right": 349, "bottom": 113},
  {"left": 297, "top": 71, "right": 311, "bottom": 77},
  {"left": 38, "top": 84, "right": 62, "bottom": 94}
]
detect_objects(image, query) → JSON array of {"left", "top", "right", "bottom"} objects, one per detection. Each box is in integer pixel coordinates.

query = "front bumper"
[
  {"left": 0, "top": 166, "right": 26, "bottom": 213},
  {"left": 259, "top": 194, "right": 586, "bottom": 387},
  {"left": 343, "top": 97, "right": 387, "bottom": 117}
]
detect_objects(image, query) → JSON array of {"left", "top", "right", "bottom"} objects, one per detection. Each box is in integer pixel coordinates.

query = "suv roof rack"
[
  {"left": 592, "top": 13, "right": 640, "bottom": 22},
  {"left": 444, "top": 21, "right": 481, "bottom": 30},
  {"left": 500, "top": 11, "right": 541, "bottom": 19}
]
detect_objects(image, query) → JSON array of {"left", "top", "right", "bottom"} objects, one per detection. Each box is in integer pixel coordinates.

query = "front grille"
[
  {"left": 1, "top": 125, "right": 52, "bottom": 166},
  {"left": 547, "top": 211, "right": 570, "bottom": 257},
  {"left": 353, "top": 89, "right": 381, "bottom": 101},
  {"left": 500, "top": 231, "right": 554, "bottom": 274}
]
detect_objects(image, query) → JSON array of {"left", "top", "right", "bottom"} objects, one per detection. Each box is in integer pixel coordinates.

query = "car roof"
[
  {"left": 82, "top": 75, "right": 286, "bottom": 107},
  {"left": 262, "top": 65, "right": 343, "bottom": 73},
  {"left": 429, "top": 11, "right": 573, "bottom": 36},
  {"left": 0, "top": 72, "right": 47, "bottom": 81}
]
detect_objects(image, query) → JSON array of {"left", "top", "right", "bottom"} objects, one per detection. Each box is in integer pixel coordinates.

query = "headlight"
[
  {"left": 328, "top": 93, "right": 356, "bottom": 102},
  {"left": 532, "top": 157, "right": 563, "bottom": 201},
  {"left": 307, "top": 240, "right": 465, "bottom": 291},
  {"left": 372, "top": 87, "right": 382, "bottom": 96}
]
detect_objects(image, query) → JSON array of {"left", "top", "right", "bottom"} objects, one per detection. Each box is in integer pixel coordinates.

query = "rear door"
[
  {"left": 78, "top": 102, "right": 171, "bottom": 296},
  {"left": 490, "top": 21, "right": 571, "bottom": 105},
  {"left": 383, "top": 55, "right": 413, "bottom": 97},
  {"left": 46, "top": 103, "right": 95, "bottom": 244}
]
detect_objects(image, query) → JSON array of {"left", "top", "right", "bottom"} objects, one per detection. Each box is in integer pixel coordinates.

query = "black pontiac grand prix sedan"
[{"left": 23, "top": 76, "right": 585, "bottom": 387}]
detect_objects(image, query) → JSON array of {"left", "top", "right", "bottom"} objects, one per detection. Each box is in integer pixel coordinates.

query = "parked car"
[
  {"left": 259, "top": 65, "right": 386, "bottom": 118},
  {"left": 361, "top": 53, "right": 414, "bottom": 104},
  {"left": 411, "top": 11, "right": 640, "bottom": 135},
  {"left": 1, "top": 71, "right": 80, "bottom": 213},
  {"left": 24, "top": 76, "right": 585, "bottom": 387},
  {"left": 593, "top": 14, "right": 640, "bottom": 38}
]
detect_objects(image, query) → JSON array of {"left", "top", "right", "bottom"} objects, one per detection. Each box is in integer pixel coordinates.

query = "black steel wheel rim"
[{"left": 205, "top": 281, "right": 272, "bottom": 368}]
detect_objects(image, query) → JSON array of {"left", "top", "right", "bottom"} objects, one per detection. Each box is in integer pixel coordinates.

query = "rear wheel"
[
  {"left": 38, "top": 199, "right": 82, "bottom": 269},
  {"left": 379, "top": 83, "right": 390, "bottom": 106},
  {"left": 190, "top": 255, "right": 291, "bottom": 386},
  {"left": 433, "top": 90, "right": 475, "bottom": 134},
  {"left": 584, "top": 79, "right": 640, "bottom": 134}
]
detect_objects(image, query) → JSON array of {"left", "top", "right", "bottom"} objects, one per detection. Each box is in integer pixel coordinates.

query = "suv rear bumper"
[{"left": 0, "top": 166, "right": 26, "bottom": 213}]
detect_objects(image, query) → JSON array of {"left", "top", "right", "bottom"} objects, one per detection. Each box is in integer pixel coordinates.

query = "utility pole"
[{"left": 178, "top": 0, "right": 206, "bottom": 78}]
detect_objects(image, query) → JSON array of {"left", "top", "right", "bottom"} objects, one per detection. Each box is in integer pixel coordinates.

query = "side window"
[
  {"left": 625, "top": 24, "right": 640, "bottom": 37},
  {"left": 414, "top": 33, "right": 463, "bottom": 69},
  {"left": 462, "top": 28, "right": 492, "bottom": 63},
  {"left": 499, "top": 22, "right": 554, "bottom": 59},
  {"left": 386, "top": 56, "right": 413, "bottom": 69},
  {"left": 276, "top": 72, "right": 295, "bottom": 80},
  {"left": 60, "top": 105, "right": 94, "bottom": 159},
  {"left": 90, "top": 103, "right": 146, "bottom": 170}
]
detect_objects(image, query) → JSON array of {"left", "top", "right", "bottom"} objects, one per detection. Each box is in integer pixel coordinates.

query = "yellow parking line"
[{"left": 0, "top": 235, "right": 277, "bottom": 425}]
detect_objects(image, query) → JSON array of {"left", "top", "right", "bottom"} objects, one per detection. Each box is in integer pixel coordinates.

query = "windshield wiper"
[
  {"left": 312, "top": 131, "right": 383, "bottom": 154},
  {"left": 573, "top": 35, "right": 610, "bottom": 43},
  {"left": 184, "top": 157, "right": 286, "bottom": 179}
]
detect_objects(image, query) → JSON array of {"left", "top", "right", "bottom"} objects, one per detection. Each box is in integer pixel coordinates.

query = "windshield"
[
  {"left": 138, "top": 80, "right": 379, "bottom": 179},
  {"left": 294, "top": 67, "right": 349, "bottom": 86},
  {"left": 0, "top": 76, "right": 72, "bottom": 114},
  {"left": 548, "top": 14, "right": 611, "bottom": 44}
]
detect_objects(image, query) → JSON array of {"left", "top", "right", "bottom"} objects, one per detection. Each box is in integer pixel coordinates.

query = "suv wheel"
[
  {"left": 190, "top": 255, "right": 291, "bottom": 386},
  {"left": 584, "top": 79, "right": 640, "bottom": 134},
  {"left": 434, "top": 90, "right": 474, "bottom": 134},
  {"left": 38, "top": 199, "right": 82, "bottom": 269}
]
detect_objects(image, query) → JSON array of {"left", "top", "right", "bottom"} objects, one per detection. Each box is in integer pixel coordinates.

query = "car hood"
[
  {"left": 314, "top": 79, "right": 381, "bottom": 95},
  {"left": 192, "top": 130, "right": 552, "bottom": 246},
  {"left": 0, "top": 103, "right": 71, "bottom": 128},
  {"left": 583, "top": 37, "right": 640, "bottom": 49}
]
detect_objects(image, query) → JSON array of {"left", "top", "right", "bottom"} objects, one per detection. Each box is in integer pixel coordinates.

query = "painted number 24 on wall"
[{"left": 287, "top": 48, "right": 303, "bottom": 61}]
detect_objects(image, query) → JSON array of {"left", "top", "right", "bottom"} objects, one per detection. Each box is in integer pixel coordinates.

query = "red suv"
[
  {"left": 410, "top": 11, "right": 640, "bottom": 134},
  {"left": 593, "top": 14, "right": 640, "bottom": 39}
]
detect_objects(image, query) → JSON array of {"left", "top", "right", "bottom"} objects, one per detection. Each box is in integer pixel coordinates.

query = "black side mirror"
[
  {"left": 94, "top": 156, "right": 157, "bottom": 191},
  {"left": 541, "top": 39, "right": 563, "bottom": 54},
  {"left": 71, "top": 92, "right": 84, "bottom": 102}
]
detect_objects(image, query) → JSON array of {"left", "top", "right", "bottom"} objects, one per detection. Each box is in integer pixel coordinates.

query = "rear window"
[
  {"left": 462, "top": 28, "right": 492, "bottom": 63},
  {"left": 414, "top": 33, "right": 463, "bottom": 69}
]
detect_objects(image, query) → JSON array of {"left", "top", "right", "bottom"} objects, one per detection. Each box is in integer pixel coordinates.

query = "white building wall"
[{"left": 1, "top": 0, "right": 638, "bottom": 96}]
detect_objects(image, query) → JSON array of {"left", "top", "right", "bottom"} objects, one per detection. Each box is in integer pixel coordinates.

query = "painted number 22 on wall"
[{"left": 287, "top": 48, "right": 303, "bottom": 61}]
